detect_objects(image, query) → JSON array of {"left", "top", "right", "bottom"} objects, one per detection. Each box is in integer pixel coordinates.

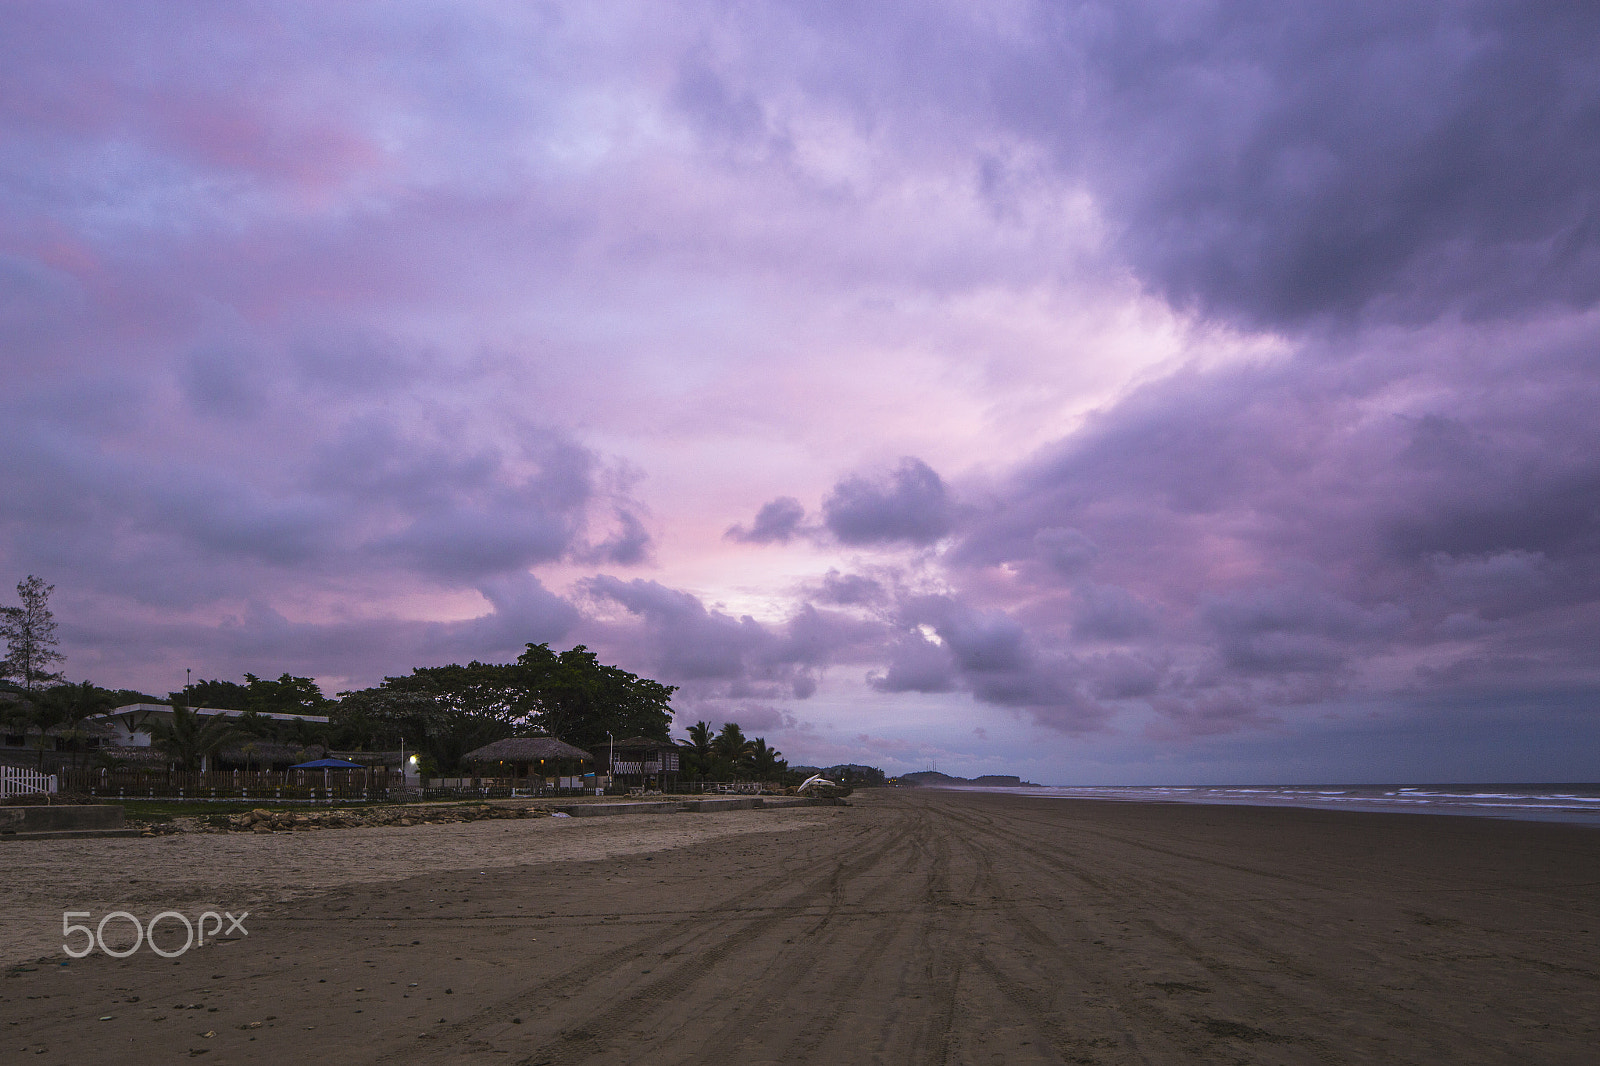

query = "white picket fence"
[{"left": 1, "top": 765, "right": 57, "bottom": 798}]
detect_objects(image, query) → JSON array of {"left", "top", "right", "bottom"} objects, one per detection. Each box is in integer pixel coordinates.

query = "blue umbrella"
[{"left": 290, "top": 757, "right": 367, "bottom": 799}]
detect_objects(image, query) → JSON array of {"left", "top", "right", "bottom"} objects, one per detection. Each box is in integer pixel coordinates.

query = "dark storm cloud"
[
  {"left": 183, "top": 344, "right": 268, "bottom": 419},
  {"left": 881, "top": 594, "right": 1111, "bottom": 732},
  {"left": 1081, "top": 651, "right": 1162, "bottom": 701},
  {"left": 823, "top": 457, "right": 954, "bottom": 546},
  {"left": 8, "top": 0, "right": 1600, "bottom": 776},
  {"left": 703, "top": 312, "right": 1600, "bottom": 739},
  {"left": 944, "top": 312, "right": 1600, "bottom": 733},
  {"left": 868, "top": 632, "right": 955, "bottom": 694},
  {"left": 715, "top": 704, "right": 797, "bottom": 734},
  {"left": 365, "top": 424, "right": 605, "bottom": 579},
  {"left": 1070, "top": 583, "right": 1157, "bottom": 643},
  {"left": 589, "top": 510, "right": 653, "bottom": 566},
  {"left": 1033, "top": 527, "right": 1098, "bottom": 577},
  {"left": 0, "top": 367, "right": 641, "bottom": 618},
  {"left": 725, "top": 496, "right": 806, "bottom": 544},
  {"left": 1058, "top": 0, "right": 1600, "bottom": 327},
  {"left": 584, "top": 575, "right": 879, "bottom": 698},
  {"left": 67, "top": 571, "right": 579, "bottom": 689},
  {"left": 1201, "top": 584, "right": 1408, "bottom": 675},
  {"left": 760, "top": 0, "right": 1600, "bottom": 327},
  {"left": 814, "top": 569, "right": 884, "bottom": 606}
]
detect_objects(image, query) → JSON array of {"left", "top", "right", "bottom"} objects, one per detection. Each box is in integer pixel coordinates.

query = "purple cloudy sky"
[{"left": 5, "top": 1, "right": 1600, "bottom": 783}]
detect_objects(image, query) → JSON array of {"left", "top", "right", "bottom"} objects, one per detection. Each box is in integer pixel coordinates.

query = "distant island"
[{"left": 899, "top": 771, "right": 1041, "bottom": 788}]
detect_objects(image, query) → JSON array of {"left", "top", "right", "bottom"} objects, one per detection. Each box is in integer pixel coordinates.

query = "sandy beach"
[{"left": 3, "top": 789, "right": 1598, "bottom": 1064}]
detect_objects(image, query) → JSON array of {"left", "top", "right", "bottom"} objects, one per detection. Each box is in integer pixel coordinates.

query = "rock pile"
[{"left": 220, "top": 804, "right": 547, "bottom": 833}]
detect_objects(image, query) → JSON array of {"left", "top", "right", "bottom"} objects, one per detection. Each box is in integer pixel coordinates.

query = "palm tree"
[
  {"left": 36, "top": 681, "right": 116, "bottom": 771},
  {"left": 684, "top": 721, "right": 715, "bottom": 778},
  {"left": 0, "top": 691, "right": 51, "bottom": 769},
  {"left": 144, "top": 703, "right": 244, "bottom": 772},
  {"left": 712, "top": 722, "right": 752, "bottom": 779},
  {"left": 232, "top": 710, "right": 273, "bottom": 771},
  {"left": 1, "top": 683, "right": 103, "bottom": 771},
  {"left": 748, "top": 738, "right": 784, "bottom": 782}
]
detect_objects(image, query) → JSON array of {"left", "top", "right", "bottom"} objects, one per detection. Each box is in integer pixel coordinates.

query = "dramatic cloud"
[
  {"left": 1069, "top": 1, "right": 1600, "bottom": 327},
  {"left": 823, "top": 458, "right": 954, "bottom": 547},
  {"left": 725, "top": 496, "right": 805, "bottom": 544},
  {"left": 4, "top": 0, "right": 1600, "bottom": 780},
  {"left": 582, "top": 576, "right": 879, "bottom": 704}
]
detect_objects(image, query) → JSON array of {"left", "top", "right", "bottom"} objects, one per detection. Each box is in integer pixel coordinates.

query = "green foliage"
[
  {"left": 232, "top": 709, "right": 276, "bottom": 738},
  {"left": 747, "top": 737, "right": 786, "bottom": 780},
  {"left": 823, "top": 764, "right": 887, "bottom": 787},
  {"left": 517, "top": 643, "right": 676, "bottom": 750},
  {"left": 104, "top": 687, "right": 162, "bottom": 706},
  {"left": 39, "top": 681, "right": 119, "bottom": 767},
  {"left": 330, "top": 644, "right": 676, "bottom": 773},
  {"left": 709, "top": 722, "right": 752, "bottom": 777},
  {"left": 241, "top": 673, "right": 331, "bottom": 714},
  {"left": 681, "top": 721, "right": 715, "bottom": 778},
  {"left": 143, "top": 702, "right": 246, "bottom": 771},
  {"left": 1, "top": 575, "right": 65, "bottom": 692},
  {"left": 677, "top": 721, "right": 785, "bottom": 781},
  {"left": 166, "top": 674, "right": 333, "bottom": 749},
  {"left": 711, "top": 722, "right": 750, "bottom": 761},
  {"left": 333, "top": 662, "right": 539, "bottom": 772},
  {"left": 183, "top": 678, "right": 250, "bottom": 710},
  {"left": 0, "top": 679, "right": 118, "bottom": 769},
  {"left": 181, "top": 673, "right": 330, "bottom": 715}
]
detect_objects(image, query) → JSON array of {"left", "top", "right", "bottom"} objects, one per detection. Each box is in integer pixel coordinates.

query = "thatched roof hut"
[
  {"left": 463, "top": 737, "right": 594, "bottom": 764},
  {"left": 462, "top": 736, "right": 593, "bottom": 786}
]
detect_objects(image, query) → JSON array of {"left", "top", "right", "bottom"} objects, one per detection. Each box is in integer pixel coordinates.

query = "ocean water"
[{"left": 941, "top": 783, "right": 1600, "bottom": 826}]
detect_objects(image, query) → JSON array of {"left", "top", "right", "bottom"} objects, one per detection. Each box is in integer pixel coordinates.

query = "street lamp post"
[{"left": 607, "top": 730, "right": 614, "bottom": 796}]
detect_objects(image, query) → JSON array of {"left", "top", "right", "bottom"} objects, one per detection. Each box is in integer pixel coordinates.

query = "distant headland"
[{"left": 899, "top": 771, "right": 1041, "bottom": 788}]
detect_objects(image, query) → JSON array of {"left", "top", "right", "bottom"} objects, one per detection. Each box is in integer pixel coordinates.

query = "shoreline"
[{"left": 920, "top": 781, "right": 1600, "bottom": 827}]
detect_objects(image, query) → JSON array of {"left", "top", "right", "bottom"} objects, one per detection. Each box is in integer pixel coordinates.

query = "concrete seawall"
[{"left": 0, "top": 804, "right": 132, "bottom": 839}]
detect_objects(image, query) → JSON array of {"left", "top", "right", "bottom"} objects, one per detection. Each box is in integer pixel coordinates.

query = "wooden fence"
[
  {"left": 61, "top": 766, "right": 390, "bottom": 802},
  {"left": 693, "top": 780, "right": 783, "bottom": 795}
]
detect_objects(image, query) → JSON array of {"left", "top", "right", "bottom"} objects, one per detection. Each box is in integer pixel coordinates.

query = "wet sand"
[{"left": 3, "top": 789, "right": 1598, "bottom": 1064}]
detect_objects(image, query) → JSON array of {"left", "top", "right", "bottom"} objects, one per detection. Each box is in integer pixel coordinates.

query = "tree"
[
  {"left": 682, "top": 721, "right": 715, "bottom": 779},
  {"left": 515, "top": 644, "right": 676, "bottom": 750},
  {"left": 1, "top": 576, "right": 65, "bottom": 692},
  {"left": 241, "top": 673, "right": 332, "bottom": 715},
  {"left": 35, "top": 681, "right": 117, "bottom": 770},
  {"left": 183, "top": 678, "right": 250, "bottom": 710},
  {"left": 712, "top": 722, "right": 751, "bottom": 761},
  {"left": 185, "top": 673, "right": 331, "bottom": 716},
  {"left": 329, "top": 645, "right": 677, "bottom": 773},
  {"left": 331, "top": 664, "right": 537, "bottom": 773},
  {"left": 748, "top": 737, "right": 785, "bottom": 781},
  {"left": 143, "top": 702, "right": 244, "bottom": 772},
  {"left": 711, "top": 722, "right": 752, "bottom": 778}
]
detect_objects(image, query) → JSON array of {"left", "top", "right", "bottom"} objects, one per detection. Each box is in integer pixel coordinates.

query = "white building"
[{"left": 88, "top": 703, "right": 330, "bottom": 747}]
